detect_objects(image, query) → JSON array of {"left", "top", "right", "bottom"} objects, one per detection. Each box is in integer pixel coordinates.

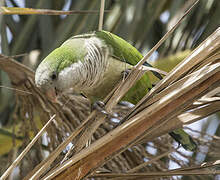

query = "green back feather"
[{"left": 95, "top": 31, "right": 143, "bottom": 65}]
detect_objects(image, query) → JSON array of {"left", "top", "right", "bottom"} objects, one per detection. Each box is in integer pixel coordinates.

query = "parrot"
[{"left": 35, "top": 30, "right": 197, "bottom": 151}]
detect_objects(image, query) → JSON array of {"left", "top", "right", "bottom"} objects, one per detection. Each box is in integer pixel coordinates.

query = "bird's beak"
[{"left": 45, "top": 88, "right": 58, "bottom": 103}]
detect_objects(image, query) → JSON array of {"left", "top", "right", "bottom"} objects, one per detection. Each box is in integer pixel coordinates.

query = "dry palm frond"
[
  {"left": 0, "top": 29, "right": 219, "bottom": 179},
  {"left": 0, "top": 1, "right": 220, "bottom": 180},
  {"left": 39, "top": 27, "right": 219, "bottom": 180}
]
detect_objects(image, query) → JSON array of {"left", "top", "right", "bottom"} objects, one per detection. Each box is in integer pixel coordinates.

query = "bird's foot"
[
  {"left": 121, "top": 69, "right": 131, "bottom": 79},
  {"left": 92, "top": 101, "right": 116, "bottom": 118},
  {"left": 92, "top": 100, "right": 106, "bottom": 113}
]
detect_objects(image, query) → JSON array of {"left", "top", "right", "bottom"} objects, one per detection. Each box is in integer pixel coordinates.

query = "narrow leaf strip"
[{"left": 0, "top": 7, "right": 108, "bottom": 15}]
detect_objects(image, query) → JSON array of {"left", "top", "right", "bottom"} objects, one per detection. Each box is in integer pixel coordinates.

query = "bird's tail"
[{"left": 169, "top": 129, "right": 197, "bottom": 151}]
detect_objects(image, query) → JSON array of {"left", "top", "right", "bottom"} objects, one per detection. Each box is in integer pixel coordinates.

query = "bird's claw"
[
  {"left": 92, "top": 101, "right": 116, "bottom": 118},
  {"left": 92, "top": 100, "right": 105, "bottom": 110},
  {"left": 121, "top": 69, "right": 131, "bottom": 78}
]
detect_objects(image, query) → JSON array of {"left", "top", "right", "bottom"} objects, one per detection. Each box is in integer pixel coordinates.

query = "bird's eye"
[{"left": 51, "top": 72, "right": 57, "bottom": 80}]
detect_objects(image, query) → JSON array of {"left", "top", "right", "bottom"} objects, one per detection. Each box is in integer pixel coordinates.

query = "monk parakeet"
[{"left": 35, "top": 30, "right": 196, "bottom": 151}]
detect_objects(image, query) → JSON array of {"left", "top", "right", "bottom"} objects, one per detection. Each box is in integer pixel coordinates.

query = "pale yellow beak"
[{"left": 45, "top": 88, "right": 58, "bottom": 103}]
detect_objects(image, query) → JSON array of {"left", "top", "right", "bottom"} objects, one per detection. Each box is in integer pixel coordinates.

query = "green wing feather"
[{"left": 95, "top": 30, "right": 152, "bottom": 104}]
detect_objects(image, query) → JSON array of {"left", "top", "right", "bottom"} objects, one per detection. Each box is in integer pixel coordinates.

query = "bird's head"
[
  {"left": 35, "top": 50, "right": 61, "bottom": 103},
  {"left": 35, "top": 42, "right": 85, "bottom": 103},
  {"left": 35, "top": 38, "right": 89, "bottom": 102}
]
